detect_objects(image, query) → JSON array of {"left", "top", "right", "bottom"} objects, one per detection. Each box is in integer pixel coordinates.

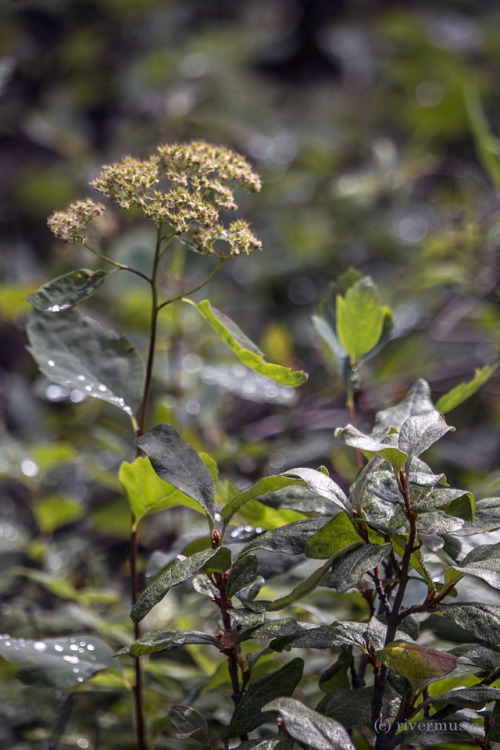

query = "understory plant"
[{"left": 2, "top": 141, "right": 500, "bottom": 750}]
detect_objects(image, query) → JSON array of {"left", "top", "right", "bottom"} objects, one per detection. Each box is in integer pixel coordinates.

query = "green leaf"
[
  {"left": 373, "top": 379, "right": 436, "bottom": 434},
  {"left": 131, "top": 548, "right": 230, "bottom": 622},
  {"left": 376, "top": 642, "right": 458, "bottom": 691},
  {"left": 26, "top": 269, "right": 110, "bottom": 312},
  {"left": 318, "top": 650, "right": 351, "bottom": 692},
  {"left": 261, "top": 483, "right": 347, "bottom": 516},
  {"left": 266, "top": 557, "right": 335, "bottom": 612},
  {"left": 136, "top": 424, "right": 215, "bottom": 524},
  {"left": 221, "top": 475, "right": 302, "bottom": 524},
  {"left": 403, "top": 726, "right": 478, "bottom": 746},
  {"left": 119, "top": 457, "right": 206, "bottom": 528},
  {"left": 305, "top": 511, "right": 361, "bottom": 559},
  {"left": 263, "top": 697, "right": 355, "bottom": 750},
  {"left": 227, "top": 554, "right": 259, "bottom": 598},
  {"left": 226, "top": 658, "right": 304, "bottom": 737},
  {"left": 335, "top": 425, "right": 407, "bottom": 471},
  {"left": 438, "top": 603, "right": 500, "bottom": 644},
  {"left": 464, "top": 80, "right": 500, "bottom": 190},
  {"left": 32, "top": 495, "right": 84, "bottom": 534},
  {"left": 424, "top": 686, "right": 500, "bottom": 709},
  {"left": 318, "top": 685, "right": 399, "bottom": 727},
  {"left": 436, "top": 364, "right": 498, "bottom": 413},
  {"left": 409, "top": 487, "right": 474, "bottom": 516},
  {"left": 169, "top": 705, "right": 209, "bottom": 744},
  {"left": 123, "top": 630, "right": 221, "bottom": 656},
  {"left": 236, "top": 519, "right": 329, "bottom": 560},
  {"left": 453, "top": 496, "right": 500, "bottom": 535},
  {"left": 398, "top": 411, "right": 454, "bottom": 465},
  {"left": 336, "top": 277, "right": 391, "bottom": 365},
  {"left": 0, "top": 634, "right": 118, "bottom": 688},
  {"left": 444, "top": 541, "right": 500, "bottom": 589},
  {"left": 26, "top": 308, "right": 144, "bottom": 415},
  {"left": 329, "top": 543, "right": 392, "bottom": 593},
  {"left": 189, "top": 299, "right": 307, "bottom": 386},
  {"left": 282, "top": 467, "right": 350, "bottom": 512}
]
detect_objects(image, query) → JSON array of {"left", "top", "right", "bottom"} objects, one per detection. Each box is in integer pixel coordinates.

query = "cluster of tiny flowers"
[
  {"left": 48, "top": 141, "right": 262, "bottom": 257},
  {"left": 47, "top": 199, "right": 105, "bottom": 244}
]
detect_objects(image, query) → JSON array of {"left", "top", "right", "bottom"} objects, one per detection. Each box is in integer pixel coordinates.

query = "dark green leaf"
[
  {"left": 131, "top": 548, "right": 229, "bottom": 622},
  {"left": 26, "top": 269, "right": 110, "bottom": 311},
  {"left": 329, "top": 543, "right": 392, "bottom": 593},
  {"left": 191, "top": 299, "right": 307, "bottom": 386},
  {"left": 266, "top": 557, "right": 335, "bottom": 611},
  {"left": 318, "top": 686, "right": 399, "bottom": 727},
  {"left": 453, "top": 496, "right": 500, "bottom": 535},
  {"left": 409, "top": 487, "right": 473, "bottom": 515},
  {"left": 124, "top": 630, "right": 220, "bottom": 656},
  {"left": 136, "top": 424, "right": 215, "bottom": 523},
  {"left": 169, "top": 705, "right": 208, "bottom": 743},
  {"left": 305, "top": 511, "right": 361, "bottom": 559},
  {"left": 221, "top": 475, "right": 302, "bottom": 524},
  {"left": 236, "top": 518, "right": 329, "bottom": 559},
  {"left": 449, "top": 645, "right": 500, "bottom": 670},
  {"left": 0, "top": 634, "right": 118, "bottom": 688},
  {"left": 263, "top": 697, "right": 355, "bottom": 750},
  {"left": 27, "top": 308, "right": 144, "bottom": 415},
  {"left": 436, "top": 364, "right": 498, "bottom": 413},
  {"left": 237, "top": 618, "right": 309, "bottom": 644},
  {"left": 438, "top": 603, "right": 500, "bottom": 643},
  {"left": 444, "top": 541, "right": 500, "bottom": 589},
  {"left": 226, "top": 658, "right": 304, "bottom": 737},
  {"left": 235, "top": 740, "right": 292, "bottom": 750},
  {"left": 282, "top": 467, "right": 350, "bottom": 512},
  {"left": 318, "top": 650, "right": 351, "bottom": 692},
  {"left": 271, "top": 618, "right": 388, "bottom": 653},
  {"left": 423, "top": 686, "right": 500, "bottom": 709},
  {"left": 227, "top": 554, "right": 259, "bottom": 598},
  {"left": 402, "top": 726, "right": 477, "bottom": 746}
]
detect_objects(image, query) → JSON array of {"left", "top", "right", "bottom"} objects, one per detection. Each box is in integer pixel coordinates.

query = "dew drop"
[
  {"left": 70, "top": 644, "right": 79, "bottom": 651},
  {"left": 86, "top": 644, "right": 95, "bottom": 651},
  {"left": 63, "top": 655, "right": 79, "bottom": 664},
  {"left": 54, "top": 644, "right": 64, "bottom": 652},
  {"left": 21, "top": 459, "right": 39, "bottom": 477},
  {"left": 33, "top": 641, "right": 47, "bottom": 653},
  {"left": 47, "top": 359, "right": 55, "bottom": 367}
]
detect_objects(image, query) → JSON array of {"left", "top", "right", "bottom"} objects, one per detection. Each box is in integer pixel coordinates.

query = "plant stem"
[
  {"left": 346, "top": 386, "right": 364, "bottom": 470},
  {"left": 157, "top": 257, "right": 225, "bottom": 311},
  {"left": 83, "top": 243, "right": 151, "bottom": 283}
]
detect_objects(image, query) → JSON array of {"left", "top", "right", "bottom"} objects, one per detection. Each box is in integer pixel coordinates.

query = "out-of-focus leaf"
[
  {"left": 169, "top": 705, "right": 208, "bottom": 743},
  {"left": 189, "top": 299, "right": 307, "bottom": 386},
  {"left": 263, "top": 697, "right": 355, "bottom": 750},
  {"left": 336, "top": 277, "right": 392, "bottom": 365},
  {"left": 266, "top": 557, "right": 335, "bottom": 611},
  {"left": 27, "top": 308, "right": 144, "bottom": 415},
  {"left": 26, "top": 269, "right": 110, "bottom": 311},
  {"left": 221, "top": 475, "right": 302, "bottom": 524},
  {"left": 136, "top": 424, "right": 215, "bottom": 524},
  {"left": 436, "top": 364, "right": 498, "bottom": 413},
  {"left": 226, "top": 658, "right": 304, "bottom": 737},
  {"left": 123, "top": 630, "right": 220, "bottom": 657},
  {"left": 32, "top": 495, "right": 84, "bottom": 534},
  {"left": 0, "top": 634, "right": 118, "bottom": 688}
]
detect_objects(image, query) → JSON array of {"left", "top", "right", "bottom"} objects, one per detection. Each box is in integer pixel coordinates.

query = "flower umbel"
[{"left": 48, "top": 199, "right": 106, "bottom": 244}]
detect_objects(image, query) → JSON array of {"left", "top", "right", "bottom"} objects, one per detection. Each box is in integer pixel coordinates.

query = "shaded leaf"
[
  {"left": 131, "top": 548, "right": 230, "bottom": 622},
  {"left": 271, "top": 618, "right": 388, "bottom": 653},
  {"left": 191, "top": 299, "right": 307, "bottom": 386},
  {"left": 0, "top": 634, "right": 118, "bottom": 688},
  {"left": 27, "top": 269, "right": 110, "bottom": 311},
  {"left": 27, "top": 308, "right": 144, "bottom": 415},
  {"left": 266, "top": 557, "right": 335, "bottom": 611},
  {"left": 423, "top": 686, "right": 500, "bottom": 709},
  {"left": 263, "top": 697, "right": 355, "bottom": 750},
  {"left": 318, "top": 685, "right": 399, "bottom": 727},
  {"left": 136, "top": 424, "right": 215, "bottom": 523},
  {"left": 227, "top": 554, "right": 258, "bottom": 598},
  {"left": 444, "top": 541, "right": 500, "bottom": 589},
  {"left": 403, "top": 726, "right": 478, "bottom": 746},
  {"left": 226, "top": 658, "right": 304, "bottom": 737},
  {"left": 329, "top": 543, "right": 392, "bottom": 593},
  {"left": 123, "top": 630, "right": 220, "bottom": 656},
  {"left": 436, "top": 364, "right": 498, "bottom": 413},
  {"left": 169, "top": 705, "right": 208, "bottom": 743},
  {"left": 453, "top": 496, "right": 500, "bottom": 535},
  {"left": 32, "top": 495, "right": 84, "bottom": 534}
]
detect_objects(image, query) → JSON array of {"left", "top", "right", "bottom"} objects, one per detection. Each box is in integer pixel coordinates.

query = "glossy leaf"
[
  {"left": 236, "top": 519, "right": 329, "bottom": 560},
  {"left": 329, "top": 543, "right": 392, "bottom": 593},
  {"left": 169, "top": 705, "right": 209, "bottom": 743},
  {"left": 282, "top": 467, "right": 350, "bottom": 512},
  {"left": 444, "top": 541, "right": 500, "bottom": 589},
  {"left": 266, "top": 557, "right": 335, "bottom": 611},
  {"left": 305, "top": 511, "right": 362, "bottom": 559},
  {"left": 27, "top": 308, "right": 144, "bottom": 415},
  {"left": 372, "top": 379, "right": 436, "bottom": 434},
  {"left": 436, "top": 364, "right": 498, "bottom": 413},
  {"left": 119, "top": 457, "right": 205, "bottom": 528},
  {"left": 398, "top": 411, "right": 454, "bottom": 465},
  {"left": 136, "top": 424, "right": 215, "bottom": 523},
  {"left": 335, "top": 425, "right": 407, "bottom": 471},
  {"left": 191, "top": 299, "right": 307, "bottom": 386},
  {"left": 336, "top": 277, "right": 391, "bottom": 365},
  {"left": 26, "top": 269, "right": 110, "bottom": 311},
  {"left": 131, "top": 548, "right": 230, "bottom": 622},
  {"left": 226, "top": 658, "right": 304, "bottom": 737},
  {"left": 123, "top": 630, "right": 221, "bottom": 656},
  {"left": 221, "top": 475, "right": 303, "bottom": 524},
  {"left": 263, "top": 697, "right": 355, "bottom": 750},
  {"left": 0, "top": 634, "right": 118, "bottom": 688}
]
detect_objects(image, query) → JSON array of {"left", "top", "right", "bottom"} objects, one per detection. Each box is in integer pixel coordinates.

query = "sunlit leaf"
[
  {"left": 221, "top": 475, "right": 302, "bottom": 524},
  {"left": 26, "top": 269, "right": 110, "bottom": 312},
  {"left": 336, "top": 277, "right": 392, "bottom": 365},
  {"left": 376, "top": 642, "right": 457, "bottom": 691},
  {"left": 263, "top": 697, "right": 355, "bottom": 750},
  {"left": 436, "top": 364, "right": 498, "bottom": 413}
]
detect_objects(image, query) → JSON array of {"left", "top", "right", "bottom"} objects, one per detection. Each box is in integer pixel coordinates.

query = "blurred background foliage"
[{"left": 1, "top": 0, "right": 500, "bottom": 747}]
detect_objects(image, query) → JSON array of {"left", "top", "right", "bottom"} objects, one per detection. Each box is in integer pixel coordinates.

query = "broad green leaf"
[
  {"left": 409, "top": 487, "right": 474, "bottom": 516},
  {"left": 136, "top": 424, "right": 215, "bottom": 524},
  {"left": 403, "top": 726, "right": 478, "bottom": 746},
  {"left": 271, "top": 618, "right": 389, "bottom": 654},
  {"left": 221, "top": 475, "right": 302, "bottom": 524},
  {"left": 27, "top": 308, "right": 144, "bottom": 415},
  {"left": 311, "top": 314, "right": 349, "bottom": 384},
  {"left": 376, "top": 642, "right": 457, "bottom": 691},
  {"left": 232, "top": 498, "right": 305, "bottom": 531},
  {"left": 32, "top": 495, "right": 83, "bottom": 534},
  {"left": 423, "top": 686, "right": 500, "bottom": 709},
  {"left": 262, "top": 483, "right": 347, "bottom": 516},
  {"left": 444, "top": 541, "right": 500, "bottom": 589},
  {"left": 190, "top": 299, "right": 307, "bottom": 386},
  {"left": 335, "top": 425, "right": 407, "bottom": 471},
  {"left": 398, "top": 411, "right": 454, "bottom": 465},
  {"left": 0, "top": 634, "right": 118, "bottom": 688},
  {"left": 372, "top": 379, "right": 435, "bottom": 434},
  {"left": 305, "top": 511, "right": 361, "bottom": 559},
  {"left": 318, "top": 686, "right": 399, "bottom": 727},
  {"left": 445, "top": 491, "right": 475, "bottom": 521},
  {"left": 237, "top": 618, "right": 311, "bottom": 644},
  {"left": 329, "top": 543, "right": 392, "bottom": 593},
  {"left": 31, "top": 442, "right": 76, "bottom": 472},
  {"left": 227, "top": 554, "right": 258, "bottom": 598},
  {"left": 26, "top": 269, "right": 110, "bottom": 311},
  {"left": 266, "top": 557, "right": 335, "bottom": 611},
  {"left": 131, "top": 548, "right": 230, "bottom": 622},
  {"left": 438, "top": 603, "right": 500, "bottom": 643},
  {"left": 236, "top": 519, "right": 329, "bottom": 560},
  {"left": 123, "top": 630, "right": 221, "bottom": 656},
  {"left": 336, "top": 277, "right": 390, "bottom": 365},
  {"left": 436, "top": 364, "right": 498, "bottom": 413},
  {"left": 169, "top": 705, "right": 208, "bottom": 743},
  {"left": 318, "top": 650, "right": 351, "bottom": 692},
  {"left": 263, "top": 697, "right": 355, "bottom": 750},
  {"left": 282, "top": 467, "right": 350, "bottom": 512},
  {"left": 119, "top": 457, "right": 205, "bottom": 529},
  {"left": 453, "top": 496, "right": 500, "bottom": 535},
  {"left": 226, "top": 658, "right": 304, "bottom": 737},
  {"left": 12, "top": 567, "right": 119, "bottom": 605}
]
